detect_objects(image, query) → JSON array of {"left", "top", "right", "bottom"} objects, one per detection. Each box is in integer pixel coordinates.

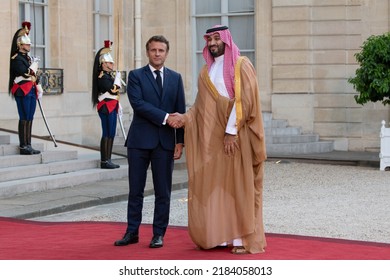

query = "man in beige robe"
[{"left": 170, "top": 25, "right": 267, "bottom": 254}]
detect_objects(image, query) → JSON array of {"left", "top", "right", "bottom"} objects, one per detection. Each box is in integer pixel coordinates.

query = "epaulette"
[
  {"left": 11, "top": 53, "right": 18, "bottom": 60},
  {"left": 98, "top": 71, "right": 104, "bottom": 78}
]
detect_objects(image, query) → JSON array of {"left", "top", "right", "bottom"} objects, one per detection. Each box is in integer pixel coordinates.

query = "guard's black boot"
[
  {"left": 26, "top": 120, "right": 40, "bottom": 154},
  {"left": 107, "top": 137, "right": 120, "bottom": 168},
  {"left": 100, "top": 137, "right": 117, "bottom": 169},
  {"left": 19, "top": 120, "right": 34, "bottom": 155}
]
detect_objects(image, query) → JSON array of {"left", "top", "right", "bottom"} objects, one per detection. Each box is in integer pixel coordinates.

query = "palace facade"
[{"left": 1, "top": 0, "right": 389, "bottom": 151}]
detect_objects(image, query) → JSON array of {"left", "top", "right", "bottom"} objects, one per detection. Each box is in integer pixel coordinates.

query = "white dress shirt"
[
  {"left": 209, "top": 55, "right": 237, "bottom": 135},
  {"left": 149, "top": 65, "right": 169, "bottom": 125}
]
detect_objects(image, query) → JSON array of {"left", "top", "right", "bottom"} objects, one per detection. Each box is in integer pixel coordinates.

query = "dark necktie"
[{"left": 154, "top": 70, "right": 163, "bottom": 94}]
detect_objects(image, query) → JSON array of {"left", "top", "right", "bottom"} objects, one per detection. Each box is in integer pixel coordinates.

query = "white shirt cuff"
[{"left": 162, "top": 113, "right": 169, "bottom": 125}]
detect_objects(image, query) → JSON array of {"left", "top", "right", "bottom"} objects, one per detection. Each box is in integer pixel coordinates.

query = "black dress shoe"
[
  {"left": 114, "top": 232, "right": 139, "bottom": 246},
  {"left": 149, "top": 235, "right": 163, "bottom": 248}
]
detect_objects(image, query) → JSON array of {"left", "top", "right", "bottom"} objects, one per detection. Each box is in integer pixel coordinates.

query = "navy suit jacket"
[{"left": 125, "top": 65, "right": 185, "bottom": 151}]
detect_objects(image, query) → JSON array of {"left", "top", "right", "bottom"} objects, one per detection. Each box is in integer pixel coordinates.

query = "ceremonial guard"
[
  {"left": 9, "top": 21, "right": 43, "bottom": 155},
  {"left": 92, "top": 40, "right": 122, "bottom": 169}
]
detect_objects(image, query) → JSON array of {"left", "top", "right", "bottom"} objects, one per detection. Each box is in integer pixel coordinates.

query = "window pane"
[
  {"left": 228, "top": 16, "right": 254, "bottom": 51},
  {"left": 196, "top": 53, "right": 205, "bottom": 74},
  {"left": 240, "top": 51, "right": 255, "bottom": 65},
  {"left": 99, "top": 16, "right": 110, "bottom": 43},
  {"left": 34, "top": 48, "right": 45, "bottom": 66},
  {"left": 19, "top": 5, "right": 25, "bottom": 21},
  {"left": 228, "top": 0, "right": 254, "bottom": 12},
  {"left": 29, "top": 6, "right": 45, "bottom": 63},
  {"left": 29, "top": 6, "right": 45, "bottom": 45},
  {"left": 93, "top": 0, "right": 112, "bottom": 57},
  {"left": 99, "top": 0, "right": 111, "bottom": 14},
  {"left": 196, "top": 0, "right": 221, "bottom": 14}
]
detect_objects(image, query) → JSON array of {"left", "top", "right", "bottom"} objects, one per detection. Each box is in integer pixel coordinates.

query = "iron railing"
[
  {"left": 36, "top": 69, "right": 127, "bottom": 95},
  {"left": 37, "top": 68, "right": 64, "bottom": 95}
]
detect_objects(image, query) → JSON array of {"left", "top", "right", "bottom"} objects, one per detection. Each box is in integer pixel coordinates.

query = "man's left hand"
[
  {"left": 224, "top": 133, "right": 239, "bottom": 156},
  {"left": 174, "top": 143, "right": 184, "bottom": 160}
]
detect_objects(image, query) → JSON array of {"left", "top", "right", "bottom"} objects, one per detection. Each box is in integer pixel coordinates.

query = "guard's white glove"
[
  {"left": 29, "top": 61, "right": 39, "bottom": 74},
  {"left": 36, "top": 84, "right": 44, "bottom": 99},
  {"left": 114, "top": 71, "right": 122, "bottom": 88},
  {"left": 118, "top": 103, "right": 123, "bottom": 117},
  {"left": 31, "top": 56, "right": 40, "bottom": 63}
]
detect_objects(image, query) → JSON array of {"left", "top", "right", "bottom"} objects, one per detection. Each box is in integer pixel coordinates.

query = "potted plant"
[
  {"left": 348, "top": 32, "right": 390, "bottom": 106},
  {"left": 349, "top": 33, "right": 390, "bottom": 170}
]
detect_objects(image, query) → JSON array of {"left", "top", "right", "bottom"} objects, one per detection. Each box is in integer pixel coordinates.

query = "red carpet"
[{"left": 1, "top": 217, "right": 389, "bottom": 260}]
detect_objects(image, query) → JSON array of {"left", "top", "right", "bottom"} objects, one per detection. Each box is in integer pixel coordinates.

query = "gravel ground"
[{"left": 33, "top": 161, "right": 390, "bottom": 244}]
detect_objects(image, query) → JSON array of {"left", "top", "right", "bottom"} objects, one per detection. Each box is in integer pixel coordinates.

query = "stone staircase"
[
  {"left": 113, "top": 112, "right": 334, "bottom": 157},
  {"left": 263, "top": 112, "right": 334, "bottom": 156},
  {"left": 0, "top": 133, "right": 128, "bottom": 199}
]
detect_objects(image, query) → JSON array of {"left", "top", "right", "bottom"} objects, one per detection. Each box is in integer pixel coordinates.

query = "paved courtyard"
[{"left": 34, "top": 161, "right": 390, "bottom": 244}]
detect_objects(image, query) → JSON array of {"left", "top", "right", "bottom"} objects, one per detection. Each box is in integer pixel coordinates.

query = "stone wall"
[
  {"left": 269, "top": 0, "right": 390, "bottom": 151},
  {"left": 0, "top": 0, "right": 389, "bottom": 151}
]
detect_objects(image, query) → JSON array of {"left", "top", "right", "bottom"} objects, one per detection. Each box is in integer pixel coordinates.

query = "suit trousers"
[{"left": 126, "top": 144, "right": 174, "bottom": 236}]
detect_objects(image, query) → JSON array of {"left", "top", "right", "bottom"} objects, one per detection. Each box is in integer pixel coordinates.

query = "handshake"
[{"left": 167, "top": 112, "right": 185, "bottom": 128}]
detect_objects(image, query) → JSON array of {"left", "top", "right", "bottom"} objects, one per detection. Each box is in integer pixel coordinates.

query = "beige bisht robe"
[{"left": 183, "top": 56, "right": 267, "bottom": 253}]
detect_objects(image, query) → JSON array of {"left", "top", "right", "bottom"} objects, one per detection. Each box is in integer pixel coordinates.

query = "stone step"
[
  {"left": 266, "top": 134, "right": 319, "bottom": 144},
  {"left": 263, "top": 119, "right": 288, "bottom": 128},
  {"left": 0, "top": 143, "right": 45, "bottom": 156},
  {"left": 0, "top": 166, "right": 128, "bottom": 199},
  {"left": 0, "top": 132, "right": 128, "bottom": 201},
  {"left": 262, "top": 112, "right": 273, "bottom": 122},
  {"left": 0, "top": 158, "right": 99, "bottom": 183},
  {"left": 267, "top": 141, "right": 334, "bottom": 156},
  {"left": 262, "top": 112, "right": 334, "bottom": 155},
  {"left": 0, "top": 150, "right": 78, "bottom": 168},
  {"left": 264, "top": 126, "right": 302, "bottom": 136},
  {"left": 0, "top": 135, "right": 11, "bottom": 145}
]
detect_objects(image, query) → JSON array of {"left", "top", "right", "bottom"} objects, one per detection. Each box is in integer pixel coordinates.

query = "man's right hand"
[{"left": 167, "top": 113, "right": 185, "bottom": 128}]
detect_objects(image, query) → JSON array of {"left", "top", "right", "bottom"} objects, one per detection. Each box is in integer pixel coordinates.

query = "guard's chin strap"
[
  {"left": 101, "top": 62, "right": 114, "bottom": 72},
  {"left": 19, "top": 45, "right": 30, "bottom": 53}
]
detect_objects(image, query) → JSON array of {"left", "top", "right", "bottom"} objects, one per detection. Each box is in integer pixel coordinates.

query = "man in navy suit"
[{"left": 114, "top": 35, "right": 186, "bottom": 249}]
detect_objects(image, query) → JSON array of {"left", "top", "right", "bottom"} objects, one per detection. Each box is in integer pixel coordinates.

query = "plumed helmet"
[
  {"left": 99, "top": 40, "right": 114, "bottom": 64},
  {"left": 17, "top": 21, "right": 32, "bottom": 46}
]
